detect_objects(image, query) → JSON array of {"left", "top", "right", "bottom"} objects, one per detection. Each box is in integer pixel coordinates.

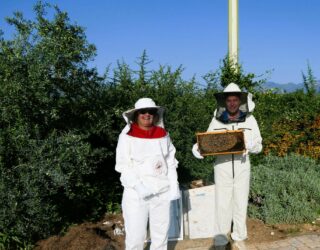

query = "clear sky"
[{"left": 1, "top": 0, "right": 319, "bottom": 84}]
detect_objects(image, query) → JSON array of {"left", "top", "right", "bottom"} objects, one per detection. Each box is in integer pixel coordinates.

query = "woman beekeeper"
[
  {"left": 192, "top": 83, "right": 262, "bottom": 248},
  {"left": 115, "top": 97, "right": 180, "bottom": 250}
]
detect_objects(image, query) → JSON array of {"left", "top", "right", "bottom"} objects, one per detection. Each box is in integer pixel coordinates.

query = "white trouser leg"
[
  {"left": 149, "top": 197, "right": 170, "bottom": 250},
  {"left": 213, "top": 164, "right": 233, "bottom": 245},
  {"left": 231, "top": 165, "right": 250, "bottom": 241},
  {"left": 122, "top": 189, "right": 149, "bottom": 250}
]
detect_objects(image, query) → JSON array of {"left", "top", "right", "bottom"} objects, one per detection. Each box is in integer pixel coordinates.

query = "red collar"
[{"left": 127, "top": 123, "right": 167, "bottom": 139}]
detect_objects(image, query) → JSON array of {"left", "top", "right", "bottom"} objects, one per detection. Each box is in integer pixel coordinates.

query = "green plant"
[
  {"left": 0, "top": 232, "right": 33, "bottom": 250},
  {"left": 249, "top": 154, "right": 320, "bottom": 224},
  {"left": 302, "top": 62, "right": 317, "bottom": 97},
  {"left": 204, "top": 56, "right": 267, "bottom": 93},
  {"left": 0, "top": 2, "right": 120, "bottom": 247}
]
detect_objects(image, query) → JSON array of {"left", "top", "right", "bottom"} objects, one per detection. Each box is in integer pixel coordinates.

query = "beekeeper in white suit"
[
  {"left": 192, "top": 83, "right": 262, "bottom": 248},
  {"left": 115, "top": 98, "right": 180, "bottom": 250}
]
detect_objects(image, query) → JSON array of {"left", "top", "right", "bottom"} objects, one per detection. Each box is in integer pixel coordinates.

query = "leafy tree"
[
  {"left": 205, "top": 56, "right": 267, "bottom": 92},
  {"left": 0, "top": 2, "right": 103, "bottom": 136},
  {"left": 0, "top": 2, "right": 120, "bottom": 248},
  {"left": 302, "top": 62, "right": 317, "bottom": 97}
]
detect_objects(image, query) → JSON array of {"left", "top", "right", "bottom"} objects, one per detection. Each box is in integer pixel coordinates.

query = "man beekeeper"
[
  {"left": 115, "top": 98, "right": 180, "bottom": 250},
  {"left": 192, "top": 83, "right": 262, "bottom": 248}
]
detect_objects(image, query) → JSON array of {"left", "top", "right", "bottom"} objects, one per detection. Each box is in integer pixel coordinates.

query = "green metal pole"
[{"left": 228, "top": 0, "right": 239, "bottom": 68}]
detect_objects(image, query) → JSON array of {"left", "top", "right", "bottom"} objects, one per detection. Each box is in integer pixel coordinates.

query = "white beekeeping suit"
[
  {"left": 115, "top": 98, "right": 180, "bottom": 250},
  {"left": 192, "top": 83, "right": 262, "bottom": 246}
]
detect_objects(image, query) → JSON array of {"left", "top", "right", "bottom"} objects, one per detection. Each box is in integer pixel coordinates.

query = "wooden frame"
[{"left": 196, "top": 130, "right": 245, "bottom": 156}]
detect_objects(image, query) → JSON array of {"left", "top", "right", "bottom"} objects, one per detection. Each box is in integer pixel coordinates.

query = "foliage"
[
  {"left": 0, "top": 2, "right": 120, "bottom": 248},
  {"left": 249, "top": 154, "right": 320, "bottom": 224},
  {"left": 253, "top": 90, "right": 320, "bottom": 159},
  {"left": 204, "top": 56, "right": 267, "bottom": 93},
  {"left": 0, "top": 232, "right": 33, "bottom": 250},
  {"left": 302, "top": 62, "right": 317, "bottom": 97},
  {"left": 264, "top": 115, "right": 320, "bottom": 159}
]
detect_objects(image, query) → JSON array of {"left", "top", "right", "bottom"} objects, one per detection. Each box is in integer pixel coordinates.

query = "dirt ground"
[
  {"left": 245, "top": 218, "right": 320, "bottom": 242},
  {"left": 35, "top": 214, "right": 125, "bottom": 250},
  {"left": 35, "top": 214, "right": 320, "bottom": 250}
]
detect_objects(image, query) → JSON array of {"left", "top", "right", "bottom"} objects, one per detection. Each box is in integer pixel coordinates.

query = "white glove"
[
  {"left": 192, "top": 143, "right": 204, "bottom": 159},
  {"left": 245, "top": 140, "right": 255, "bottom": 153},
  {"left": 134, "top": 182, "right": 154, "bottom": 200}
]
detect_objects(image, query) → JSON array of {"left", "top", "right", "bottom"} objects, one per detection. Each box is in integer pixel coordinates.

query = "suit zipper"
[{"left": 232, "top": 125, "right": 235, "bottom": 179}]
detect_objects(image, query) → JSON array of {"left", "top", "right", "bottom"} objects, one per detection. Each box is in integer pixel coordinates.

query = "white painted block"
[{"left": 184, "top": 185, "right": 215, "bottom": 239}]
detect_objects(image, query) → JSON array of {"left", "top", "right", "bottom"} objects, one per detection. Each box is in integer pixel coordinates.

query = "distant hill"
[{"left": 263, "top": 81, "right": 320, "bottom": 93}]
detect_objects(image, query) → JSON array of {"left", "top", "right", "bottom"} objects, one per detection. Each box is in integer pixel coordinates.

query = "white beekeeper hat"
[
  {"left": 213, "top": 83, "right": 256, "bottom": 123},
  {"left": 215, "top": 82, "right": 255, "bottom": 112},
  {"left": 122, "top": 98, "right": 165, "bottom": 127}
]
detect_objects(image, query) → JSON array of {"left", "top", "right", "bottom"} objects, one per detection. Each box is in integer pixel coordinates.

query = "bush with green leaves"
[
  {"left": 249, "top": 154, "right": 320, "bottom": 224},
  {"left": 0, "top": 127, "right": 121, "bottom": 248},
  {"left": 0, "top": 2, "right": 121, "bottom": 248}
]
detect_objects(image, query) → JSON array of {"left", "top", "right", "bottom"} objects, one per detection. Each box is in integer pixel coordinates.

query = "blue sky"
[{"left": 1, "top": 0, "right": 319, "bottom": 84}]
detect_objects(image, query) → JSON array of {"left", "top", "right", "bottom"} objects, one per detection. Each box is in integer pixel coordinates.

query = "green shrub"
[
  {"left": 0, "top": 232, "right": 33, "bottom": 250},
  {"left": 255, "top": 91, "right": 320, "bottom": 146},
  {"left": 0, "top": 132, "right": 92, "bottom": 245},
  {"left": 249, "top": 154, "right": 320, "bottom": 224}
]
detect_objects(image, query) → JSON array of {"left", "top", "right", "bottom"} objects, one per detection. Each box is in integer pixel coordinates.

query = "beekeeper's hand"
[
  {"left": 245, "top": 140, "right": 255, "bottom": 153},
  {"left": 192, "top": 143, "right": 204, "bottom": 159},
  {"left": 134, "top": 183, "right": 153, "bottom": 200}
]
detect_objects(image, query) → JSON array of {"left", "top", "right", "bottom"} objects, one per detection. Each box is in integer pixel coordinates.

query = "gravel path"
[{"left": 167, "top": 234, "right": 320, "bottom": 250}]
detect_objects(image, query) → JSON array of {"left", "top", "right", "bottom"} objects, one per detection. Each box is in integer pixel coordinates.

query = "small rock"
[
  {"left": 103, "top": 221, "right": 113, "bottom": 226},
  {"left": 113, "top": 227, "right": 125, "bottom": 236},
  {"left": 271, "top": 231, "right": 274, "bottom": 235}
]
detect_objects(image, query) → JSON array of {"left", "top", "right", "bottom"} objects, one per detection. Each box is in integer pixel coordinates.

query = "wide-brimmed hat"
[
  {"left": 122, "top": 98, "right": 165, "bottom": 127},
  {"left": 214, "top": 83, "right": 255, "bottom": 121}
]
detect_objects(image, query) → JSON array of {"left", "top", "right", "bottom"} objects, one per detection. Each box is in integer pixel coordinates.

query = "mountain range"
[{"left": 263, "top": 81, "right": 320, "bottom": 93}]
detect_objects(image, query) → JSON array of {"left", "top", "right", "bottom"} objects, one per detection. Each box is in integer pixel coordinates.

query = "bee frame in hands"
[{"left": 196, "top": 130, "right": 245, "bottom": 156}]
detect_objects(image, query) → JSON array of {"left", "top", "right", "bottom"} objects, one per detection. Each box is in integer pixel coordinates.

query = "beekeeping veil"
[
  {"left": 121, "top": 98, "right": 165, "bottom": 134},
  {"left": 214, "top": 83, "right": 255, "bottom": 124}
]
